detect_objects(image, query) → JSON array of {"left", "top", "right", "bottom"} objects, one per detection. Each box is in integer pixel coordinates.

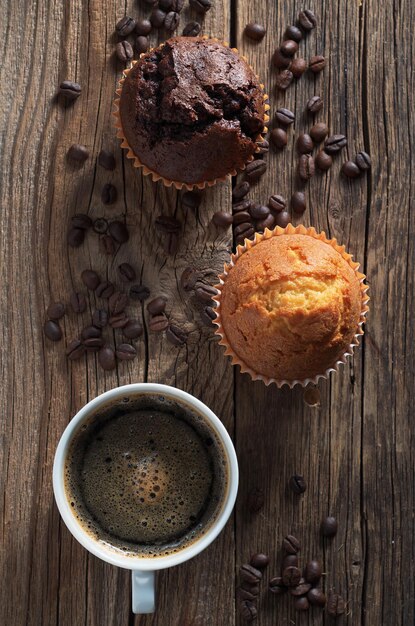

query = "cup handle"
[{"left": 131, "top": 570, "right": 155, "bottom": 614}]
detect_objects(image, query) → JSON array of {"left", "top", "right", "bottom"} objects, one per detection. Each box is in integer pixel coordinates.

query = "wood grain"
[{"left": 0, "top": 0, "right": 414, "bottom": 624}]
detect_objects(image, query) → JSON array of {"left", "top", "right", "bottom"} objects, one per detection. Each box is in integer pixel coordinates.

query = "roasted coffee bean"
[
  {"left": 291, "top": 191, "right": 306, "bottom": 214},
  {"left": 270, "top": 128, "right": 287, "bottom": 149},
  {"left": 269, "top": 577, "right": 286, "bottom": 595},
  {"left": 180, "top": 267, "right": 199, "bottom": 291},
  {"left": 116, "top": 15, "right": 136, "bottom": 36},
  {"left": 135, "top": 36, "right": 149, "bottom": 54},
  {"left": 81, "top": 269, "right": 100, "bottom": 291},
  {"left": 272, "top": 48, "right": 291, "bottom": 69},
  {"left": 282, "top": 554, "right": 299, "bottom": 570},
  {"left": 324, "top": 134, "right": 347, "bottom": 154},
  {"left": 166, "top": 324, "right": 187, "bottom": 346},
  {"left": 321, "top": 516, "right": 338, "bottom": 537},
  {"left": 58, "top": 80, "right": 81, "bottom": 101},
  {"left": 327, "top": 592, "right": 346, "bottom": 617},
  {"left": 189, "top": 0, "right": 211, "bottom": 13},
  {"left": 118, "top": 263, "right": 136, "bottom": 282},
  {"left": 240, "top": 564, "right": 262, "bottom": 585},
  {"left": 269, "top": 194, "right": 286, "bottom": 212},
  {"left": 47, "top": 302, "right": 65, "bottom": 320},
  {"left": 70, "top": 292, "right": 86, "bottom": 313},
  {"left": 244, "top": 23, "right": 266, "bottom": 41},
  {"left": 282, "top": 566, "right": 302, "bottom": 587},
  {"left": 233, "top": 210, "right": 252, "bottom": 225},
  {"left": 147, "top": 297, "right": 167, "bottom": 315},
  {"left": 108, "top": 314, "right": 128, "bottom": 331},
  {"left": 250, "top": 553, "right": 269, "bottom": 569},
  {"left": 101, "top": 183, "right": 117, "bottom": 205},
  {"left": 237, "top": 587, "right": 258, "bottom": 602},
  {"left": 275, "top": 211, "right": 290, "bottom": 228},
  {"left": 98, "top": 346, "right": 116, "bottom": 371},
  {"left": 310, "top": 122, "right": 329, "bottom": 143},
  {"left": 236, "top": 231, "right": 254, "bottom": 246},
  {"left": 109, "top": 291, "right": 129, "bottom": 315},
  {"left": 96, "top": 281, "right": 115, "bottom": 299},
  {"left": 297, "top": 133, "right": 314, "bottom": 154},
  {"left": 182, "top": 190, "right": 203, "bottom": 210},
  {"left": 232, "top": 181, "right": 250, "bottom": 202},
  {"left": 115, "top": 343, "right": 137, "bottom": 361},
  {"left": 291, "top": 57, "right": 307, "bottom": 78},
  {"left": 284, "top": 25, "right": 303, "bottom": 42},
  {"left": 298, "top": 9, "right": 317, "bottom": 31},
  {"left": 123, "top": 319, "right": 143, "bottom": 339},
  {"left": 67, "top": 144, "right": 89, "bottom": 162},
  {"left": 183, "top": 21, "right": 201, "bottom": 36},
  {"left": 294, "top": 597, "right": 310, "bottom": 611},
  {"left": 93, "top": 218, "right": 108, "bottom": 234},
  {"left": 150, "top": 7, "right": 167, "bottom": 27},
  {"left": 100, "top": 235, "right": 116, "bottom": 256},
  {"left": 71, "top": 214, "right": 92, "bottom": 230},
  {"left": 135, "top": 18, "right": 152, "bottom": 35},
  {"left": 239, "top": 600, "right": 257, "bottom": 623},
  {"left": 149, "top": 314, "right": 169, "bottom": 332},
  {"left": 195, "top": 282, "right": 217, "bottom": 302},
  {"left": 280, "top": 39, "right": 298, "bottom": 57},
  {"left": 81, "top": 325, "right": 101, "bottom": 341},
  {"left": 309, "top": 55, "right": 326, "bottom": 73},
  {"left": 283, "top": 534, "right": 301, "bottom": 554},
  {"left": 307, "top": 588, "right": 326, "bottom": 607},
  {"left": 249, "top": 203, "right": 270, "bottom": 220},
  {"left": 97, "top": 150, "right": 116, "bottom": 171},
  {"left": 233, "top": 199, "right": 252, "bottom": 213},
  {"left": 289, "top": 473, "right": 307, "bottom": 494},
  {"left": 298, "top": 154, "right": 315, "bottom": 180},
  {"left": 159, "top": 0, "right": 174, "bottom": 9},
  {"left": 290, "top": 580, "right": 312, "bottom": 596},
  {"left": 130, "top": 284, "right": 150, "bottom": 301},
  {"left": 171, "top": 0, "right": 185, "bottom": 11},
  {"left": 92, "top": 309, "right": 108, "bottom": 328},
  {"left": 212, "top": 211, "right": 233, "bottom": 227},
  {"left": 275, "top": 108, "right": 295, "bottom": 126},
  {"left": 200, "top": 305, "right": 216, "bottom": 326},
  {"left": 109, "top": 220, "right": 129, "bottom": 243},
  {"left": 256, "top": 214, "right": 275, "bottom": 232},
  {"left": 304, "top": 560, "right": 322, "bottom": 584},
  {"left": 307, "top": 95, "right": 323, "bottom": 114},
  {"left": 245, "top": 159, "right": 267, "bottom": 183},
  {"left": 44, "top": 320, "right": 62, "bottom": 341},
  {"left": 164, "top": 11, "right": 180, "bottom": 31},
  {"left": 275, "top": 69, "right": 294, "bottom": 90},
  {"left": 342, "top": 160, "right": 361, "bottom": 179},
  {"left": 316, "top": 150, "right": 333, "bottom": 171},
  {"left": 66, "top": 338, "right": 86, "bottom": 360},
  {"left": 155, "top": 215, "right": 181, "bottom": 233},
  {"left": 234, "top": 222, "right": 254, "bottom": 238},
  {"left": 256, "top": 138, "right": 269, "bottom": 154},
  {"left": 83, "top": 337, "right": 103, "bottom": 350},
  {"left": 356, "top": 151, "right": 371, "bottom": 171},
  {"left": 115, "top": 40, "right": 134, "bottom": 62}
]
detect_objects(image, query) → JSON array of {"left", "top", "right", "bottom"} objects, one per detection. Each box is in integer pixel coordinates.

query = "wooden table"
[{"left": 1, "top": 0, "right": 414, "bottom": 624}]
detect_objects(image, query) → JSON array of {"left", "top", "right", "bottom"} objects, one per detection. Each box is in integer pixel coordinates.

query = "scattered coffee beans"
[
  {"left": 92, "top": 309, "right": 108, "bottom": 328},
  {"left": 310, "top": 122, "right": 329, "bottom": 143},
  {"left": 115, "top": 40, "right": 134, "bottom": 63},
  {"left": 316, "top": 150, "right": 333, "bottom": 171},
  {"left": 47, "top": 302, "right": 65, "bottom": 320},
  {"left": 284, "top": 25, "right": 303, "bottom": 42},
  {"left": 275, "top": 69, "right": 294, "bottom": 90},
  {"left": 96, "top": 281, "right": 115, "bottom": 299},
  {"left": 81, "top": 270, "right": 100, "bottom": 291},
  {"left": 58, "top": 80, "right": 81, "bottom": 101},
  {"left": 232, "top": 181, "right": 250, "bottom": 201},
  {"left": 101, "top": 183, "right": 117, "bottom": 205},
  {"left": 244, "top": 23, "right": 266, "bottom": 41},
  {"left": 272, "top": 48, "right": 291, "bottom": 69},
  {"left": 123, "top": 319, "right": 143, "bottom": 339},
  {"left": 195, "top": 282, "right": 217, "bottom": 302},
  {"left": 307, "top": 588, "right": 326, "bottom": 607},
  {"left": 189, "top": 0, "right": 211, "bottom": 14},
  {"left": 307, "top": 95, "right": 323, "bottom": 114},
  {"left": 250, "top": 554, "right": 269, "bottom": 569},
  {"left": 109, "top": 220, "right": 129, "bottom": 243},
  {"left": 275, "top": 108, "right": 295, "bottom": 125},
  {"left": 291, "top": 58, "right": 307, "bottom": 78},
  {"left": 249, "top": 203, "right": 270, "bottom": 220},
  {"left": 327, "top": 591, "right": 345, "bottom": 616},
  {"left": 289, "top": 474, "right": 307, "bottom": 494},
  {"left": 245, "top": 159, "right": 267, "bottom": 183},
  {"left": 325, "top": 134, "right": 347, "bottom": 154},
  {"left": 135, "top": 18, "right": 152, "bottom": 35},
  {"left": 98, "top": 346, "right": 116, "bottom": 371},
  {"left": 98, "top": 150, "right": 116, "bottom": 171},
  {"left": 297, "top": 133, "right": 314, "bottom": 154},
  {"left": 93, "top": 218, "right": 108, "bottom": 234},
  {"left": 295, "top": 596, "right": 310, "bottom": 611},
  {"left": 183, "top": 21, "right": 201, "bottom": 36},
  {"left": 71, "top": 214, "right": 92, "bottom": 230},
  {"left": 255, "top": 139, "right": 269, "bottom": 155},
  {"left": 270, "top": 128, "right": 287, "bottom": 149},
  {"left": 275, "top": 211, "right": 290, "bottom": 227},
  {"left": 282, "top": 535, "right": 301, "bottom": 554},
  {"left": 130, "top": 284, "right": 150, "bottom": 301},
  {"left": 280, "top": 39, "right": 298, "bottom": 57},
  {"left": 341, "top": 160, "right": 360, "bottom": 178},
  {"left": 200, "top": 305, "right": 216, "bottom": 326},
  {"left": 150, "top": 8, "right": 167, "bottom": 28},
  {"left": 115, "top": 343, "right": 137, "bottom": 361},
  {"left": 135, "top": 36, "right": 149, "bottom": 53},
  {"left": 240, "top": 564, "right": 262, "bottom": 585},
  {"left": 109, "top": 291, "right": 129, "bottom": 315},
  {"left": 109, "top": 312, "right": 129, "bottom": 329},
  {"left": 147, "top": 297, "right": 167, "bottom": 315},
  {"left": 164, "top": 11, "right": 180, "bottom": 32},
  {"left": 166, "top": 324, "right": 187, "bottom": 346},
  {"left": 240, "top": 600, "right": 257, "bottom": 623},
  {"left": 212, "top": 211, "right": 233, "bottom": 227},
  {"left": 291, "top": 191, "right": 306, "bottom": 214},
  {"left": 116, "top": 16, "right": 136, "bottom": 36},
  {"left": 298, "top": 9, "right": 317, "bottom": 31},
  {"left": 321, "top": 516, "right": 338, "bottom": 537},
  {"left": 282, "top": 554, "right": 299, "bottom": 570},
  {"left": 269, "top": 194, "right": 286, "bottom": 212},
  {"left": 66, "top": 339, "right": 86, "bottom": 360},
  {"left": 355, "top": 151, "right": 371, "bottom": 171},
  {"left": 304, "top": 560, "right": 322, "bottom": 584},
  {"left": 180, "top": 267, "right": 199, "bottom": 291},
  {"left": 282, "top": 566, "right": 302, "bottom": 587},
  {"left": 149, "top": 314, "right": 169, "bottom": 332},
  {"left": 298, "top": 154, "right": 315, "bottom": 180},
  {"left": 290, "top": 580, "right": 311, "bottom": 596},
  {"left": 269, "top": 577, "right": 286, "bottom": 595},
  {"left": 309, "top": 55, "right": 326, "bottom": 73},
  {"left": 81, "top": 325, "right": 101, "bottom": 341},
  {"left": 44, "top": 320, "right": 62, "bottom": 341},
  {"left": 118, "top": 263, "right": 136, "bottom": 282},
  {"left": 67, "top": 144, "right": 89, "bottom": 162},
  {"left": 70, "top": 292, "right": 87, "bottom": 313}
]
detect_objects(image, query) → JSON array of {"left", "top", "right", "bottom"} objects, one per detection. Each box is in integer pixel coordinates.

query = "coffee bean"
[
  {"left": 195, "top": 282, "right": 217, "bottom": 302},
  {"left": 307, "top": 95, "right": 323, "bottom": 114},
  {"left": 149, "top": 314, "right": 169, "bottom": 332},
  {"left": 327, "top": 592, "right": 346, "bottom": 617},
  {"left": 67, "top": 144, "right": 89, "bottom": 162},
  {"left": 101, "top": 183, "right": 117, "bottom": 205},
  {"left": 280, "top": 39, "right": 298, "bottom": 57},
  {"left": 282, "top": 566, "right": 302, "bottom": 587},
  {"left": 298, "top": 9, "right": 317, "bottom": 31},
  {"left": 70, "top": 292, "right": 86, "bottom": 313},
  {"left": 275, "top": 211, "right": 290, "bottom": 228},
  {"left": 282, "top": 535, "right": 301, "bottom": 554},
  {"left": 355, "top": 151, "right": 371, "bottom": 171},
  {"left": 83, "top": 337, "right": 103, "bottom": 351},
  {"left": 235, "top": 225, "right": 255, "bottom": 244},
  {"left": 282, "top": 554, "right": 299, "bottom": 570},
  {"left": 298, "top": 154, "right": 315, "bottom": 180},
  {"left": 109, "top": 312, "right": 129, "bottom": 329},
  {"left": 81, "top": 326, "right": 101, "bottom": 341},
  {"left": 237, "top": 587, "right": 258, "bottom": 602},
  {"left": 289, "top": 474, "right": 306, "bottom": 494},
  {"left": 117, "top": 263, "right": 135, "bottom": 283},
  {"left": 180, "top": 267, "right": 199, "bottom": 291},
  {"left": 109, "top": 291, "right": 129, "bottom": 315},
  {"left": 109, "top": 220, "right": 129, "bottom": 244},
  {"left": 71, "top": 214, "right": 92, "bottom": 230},
  {"left": 171, "top": 0, "right": 184, "bottom": 11},
  {"left": 116, "top": 15, "right": 136, "bottom": 36},
  {"left": 275, "top": 69, "right": 294, "bottom": 90},
  {"left": 291, "top": 57, "right": 307, "bottom": 78},
  {"left": 247, "top": 487, "right": 264, "bottom": 513},
  {"left": 269, "top": 577, "right": 286, "bottom": 595},
  {"left": 115, "top": 40, "right": 134, "bottom": 63},
  {"left": 135, "top": 18, "right": 152, "bottom": 35},
  {"left": 96, "top": 281, "right": 115, "bottom": 299},
  {"left": 150, "top": 8, "right": 167, "bottom": 27},
  {"left": 240, "top": 564, "right": 262, "bottom": 585},
  {"left": 255, "top": 138, "right": 269, "bottom": 154},
  {"left": 182, "top": 21, "right": 201, "bottom": 36},
  {"left": 98, "top": 346, "right": 116, "bottom": 371},
  {"left": 212, "top": 211, "right": 233, "bottom": 227},
  {"left": 304, "top": 560, "right": 322, "bottom": 584},
  {"left": 189, "top": 0, "right": 211, "bottom": 13},
  {"left": 182, "top": 190, "right": 203, "bottom": 210},
  {"left": 324, "top": 134, "right": 347, "bottom": 154},
  {"left": 291, "top": 192, "right": 306, "bottom": 214},
  {"left": 44, "top": 320, "right": 62, "bottom": 341},
  {"left": 310, "top": 122, "right": 329, "bottom": 143},
  {"left": 130, "top": 284, "right": 150, "bottom": 301},
  {"left": 116, "top": 343, "right": 137, "bottom": 361},
  {"left": 245, "top": 159, "right": 267, "bottom": 183},
  {"left": 275, "top": 108, "right": 295, "bottom": 126},
  {"left": 58, "top": 80, "right": 81, "bottom": 101},
  {"left": 256, "top": 214, "right": 275, "bottom": 232},
  {"left": 233, "top": 210, "right": 252, "bottom": 225},
  {"left": 123, "top": 319, "right": 143, "bottom": 339},
  {"left": 233, "top": 199, "right": 252, "bottom": 213},
  {"left": 294, "top": 596, "right": 310, "bottom": 611},
  {"left": 100, "top": 235, "right": 116, "bottom": 256},
  {"left": 316, "top": 150, "right": 333, "bottom": 171},
  {"left": 250, "top": 553, "right": 269, "bottom": 569},
  {"left": 284, "top": 25, "right": 303, "bottom": 42},
  {"left": 342, "top": 160, "right": 361, "bottom": 179},
  {"left": 239, "top": 600, "right": 257, "bottom": 623},
  {"left": 93, "top": 218, "right": 108, "bottom": 234},
  {"left": 297, "top": 133, "right": 314, "bottom": 154},
  {"left": 309, "top": 55, "right": 326, "bottom": 73},
  {"left": 81, "top": 270, "right": 100, "bottom": 291},
  {"left": 272, "top": 48, "right": 291, "bottom": 69},
  {"left": 147, "top": 297, "right": 167, "bottom": 315},
  {"left": 290, "top": 580, "right": 312, "bottom": 596},
  {"left": 249, "top": 203, "right": 270, "bottom": 220},
  {"left": 155, "top": 215, "right": 181, "bottom": 233},
  {"left": 307, "top": 588, "right": 326, "bottom": 607},
  {"left": 47, "top": 302, "right": 65, "bottom": 320},
  {"left": 270, "top": 128, "right": 287, "bottom": 149},
  {"left": 232, "top": 181, "right": 250, "bottom": 202},
  {"left": 92, "top": 309, "right": 108, "bottom": 328},
  {"left": 66, "top": 338, "right": 86, "bottom": 360},
  {"left": 166, "top": 324, "right": 187, "bottom": 346},
  {"left": 159, "top": 0, "right": 173, "bottom": 9},
  {"left": 164, "top": 11, "right": 180, "bottom": 31},
  {"left": 200, "top": 305, "right": 216, "bottom": 326},
  {"left": 269, "top": 194, "right": 286, "bottom": 212},
  {"left": 244, "top": 23, "right": 266, "bottom": 41},
  {"left": 321, "top": 516, "right": 338, "bottom": 537}
]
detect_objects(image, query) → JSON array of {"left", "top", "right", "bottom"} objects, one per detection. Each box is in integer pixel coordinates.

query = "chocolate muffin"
[{"left": 117, "top": 37, "right": 266, "bottom": 187}]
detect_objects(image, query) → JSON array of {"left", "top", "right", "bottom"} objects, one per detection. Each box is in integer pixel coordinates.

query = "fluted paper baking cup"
[
  {"left": 212, "top": 224, "right": 370, "bottom": 388},
  {"left": 113, "top": 37, "right": 269, "bottom": 190}
]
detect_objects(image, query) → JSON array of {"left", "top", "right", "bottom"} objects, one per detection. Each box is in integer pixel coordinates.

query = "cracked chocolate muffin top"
[{"left": 119, "top": 37, "right": 266, "bottom": 186}]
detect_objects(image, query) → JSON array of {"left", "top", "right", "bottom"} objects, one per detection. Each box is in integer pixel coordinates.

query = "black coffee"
[{"left": 65, "top": 394, "right": 228, "bottom": 558}]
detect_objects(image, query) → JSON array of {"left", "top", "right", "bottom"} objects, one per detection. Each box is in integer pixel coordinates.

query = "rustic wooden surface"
[{"left": 0, "top": 0, "right": 414, "bottom": 624}]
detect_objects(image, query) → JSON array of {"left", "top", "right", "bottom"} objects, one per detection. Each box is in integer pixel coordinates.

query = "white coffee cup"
[{"left": 53, "top": 383, "right": 238, "bottom": 614}]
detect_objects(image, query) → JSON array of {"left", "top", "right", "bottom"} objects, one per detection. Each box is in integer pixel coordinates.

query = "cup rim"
[{"left": 53, "top": 383, "right": 238, "bottom": 571}]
